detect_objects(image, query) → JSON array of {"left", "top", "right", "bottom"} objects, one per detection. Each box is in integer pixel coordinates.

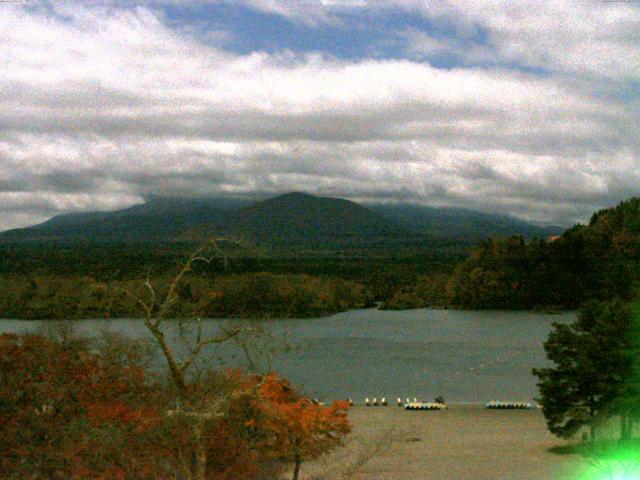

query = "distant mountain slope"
[
  {"left": 183, "top": 192, "right": 410, "bottom": 249},
  {"left": 0, "top": 192, "right": 564, "bottom": 248},
  {"left": 368, "top": 203, "right": 564, "bottom": 240},
  {"left": 0, "top": 197, "right": 244, "bottom": 243}
]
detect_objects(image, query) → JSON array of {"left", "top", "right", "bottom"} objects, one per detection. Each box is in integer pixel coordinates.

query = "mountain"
[
  {"left": 368, "top": 203, "right": 564, "bottom": 241},
  {"left": 0, "top": 197, "right": 245, "bottom": 243},
  {"left": 183, "top": 192, "right": 413, "bottom": 250},
  {"left": 0, "top": 192, "right": 564, "bottom": 249}
]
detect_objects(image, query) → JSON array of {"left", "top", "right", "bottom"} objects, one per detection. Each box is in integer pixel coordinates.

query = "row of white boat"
[
  {"left": 337, "top": 398, "right": 536, "bottom": 410},
  {"left": 484, "top": 401, "right": 534, "bottom": 409},
  {"left": 351, "top": 397, "right": 448, "bottom": 409}
]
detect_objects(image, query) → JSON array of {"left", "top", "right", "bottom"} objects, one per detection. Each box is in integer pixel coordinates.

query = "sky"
[{"left": 1, "top": 0, "right": 639, "bottom": 231}]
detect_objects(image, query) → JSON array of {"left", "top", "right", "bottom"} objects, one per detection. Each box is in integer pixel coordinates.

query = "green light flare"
[
  {"left": 581, "top": 468, "right": 640, "bottom": 480},
  {"left": 578, "top": 445, "right": 640, "bottom": 480}
]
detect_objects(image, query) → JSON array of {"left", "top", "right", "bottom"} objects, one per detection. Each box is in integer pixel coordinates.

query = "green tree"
[
  {"left": 610, "top": 302, "right": 640, "bottom": 441},
  {"left": 533, "top": 299, "right": 639, "bottom": 441}
]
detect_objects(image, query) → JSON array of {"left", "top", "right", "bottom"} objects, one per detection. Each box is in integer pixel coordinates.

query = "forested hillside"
[
  {"left": 0, "top": 192, "right": 560, "bottom": 253},
  {"left": 182, "top": 192, "right": 414, "bottom": 251},
  {"left": 0, "top": 273, "right": 373, "bottom": 320},
  {"left": 368, "top": 203, "right": 562, "bottom": 241},
  {"left": 0, "top": 240, "right": 455, "bottom": 319},
  {"left": 446, "top": 197, "right": 640, "bottom": 309}
]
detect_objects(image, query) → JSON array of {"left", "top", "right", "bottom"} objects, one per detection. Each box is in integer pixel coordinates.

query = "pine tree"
[{"left": 533, "top": 299, "right": 638, "bottom": 441}]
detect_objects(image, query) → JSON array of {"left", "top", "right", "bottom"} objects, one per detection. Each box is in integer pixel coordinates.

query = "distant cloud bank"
[{"left": 0, "top": 1, "right": 638, "bottom": 230}]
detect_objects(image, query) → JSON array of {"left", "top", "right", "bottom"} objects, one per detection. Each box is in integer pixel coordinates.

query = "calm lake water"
[{"left": 0, "top": 308, "right": 574, "bottom": 404}]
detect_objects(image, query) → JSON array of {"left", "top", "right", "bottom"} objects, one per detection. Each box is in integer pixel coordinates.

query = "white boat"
[
  {"left": 404, "top": 401, "right": 447, "bottom": 411},
  {"left": 485, "top": 401, "right": 532, "bottom": 409}
]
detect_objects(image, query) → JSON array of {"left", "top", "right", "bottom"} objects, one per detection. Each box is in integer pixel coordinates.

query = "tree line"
[
  {"left": 0, "top": 240, "right": 460, "bottom": 319},
  {"left": 0, "top": 272, "right": 373, "bottom": 320},
  {"left": 447, "top": 197, "right": 640, "bottom": 309}
]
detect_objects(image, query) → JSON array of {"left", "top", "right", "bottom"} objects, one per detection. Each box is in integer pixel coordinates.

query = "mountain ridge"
[
  {"left": 0, "top": 192, "right": 564, "bottom": 248},
  {"left": 367, "top": 202, "right": 563, "bottom": 240}
]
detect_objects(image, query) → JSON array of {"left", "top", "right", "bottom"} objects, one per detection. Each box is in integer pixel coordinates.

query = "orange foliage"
[
  {"left": 253, "top": 373, "right": 351, "bottom": 463},
  {"left": 0, "top": 335, "right": 351, "bottom": 479},
  {"left": 0, "top": 333, "right": 162, "bottom": 479}
]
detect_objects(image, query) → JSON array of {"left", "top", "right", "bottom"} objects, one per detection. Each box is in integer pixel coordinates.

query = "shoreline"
[{"left": 0, "top": 305, "right": 576, "bottom": 322}]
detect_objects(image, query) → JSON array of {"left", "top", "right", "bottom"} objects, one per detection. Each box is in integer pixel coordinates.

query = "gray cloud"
[{"left": 0, "top": 3, "right": 638, "bottom": 231}]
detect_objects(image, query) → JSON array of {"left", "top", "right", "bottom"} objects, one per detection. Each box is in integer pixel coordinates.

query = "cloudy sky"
[{"left": 1, "top": 0, "right": 639, "bottom": 230}]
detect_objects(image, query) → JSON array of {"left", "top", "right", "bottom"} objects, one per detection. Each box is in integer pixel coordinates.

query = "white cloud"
[
  {"left": 237, "top": 0, "right": 640, "bottom": 80},
  {"left": 0, "top": 2, "right": 637, "bottom": 230},
  {"left": 212, "top": 0, "right": 366, "bottom": 26}
]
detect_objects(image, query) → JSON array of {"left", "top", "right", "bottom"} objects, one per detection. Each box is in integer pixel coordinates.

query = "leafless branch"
[
  {"left": 119, "top": 287, "right": 153, "bottom": 318},
  {"left": 177, "top": 320, "right": 244, "bottom": 373}
]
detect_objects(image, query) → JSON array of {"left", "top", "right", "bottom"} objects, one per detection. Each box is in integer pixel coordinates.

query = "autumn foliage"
[
  {"left": 0, "top": 332, "right": 351, "bottom": 479},
  {"left": 254, "top": 374, "right": 351, "bottom": 463},
  {"left": 0, "top": 332, "right": 163, "bottom": 479}
]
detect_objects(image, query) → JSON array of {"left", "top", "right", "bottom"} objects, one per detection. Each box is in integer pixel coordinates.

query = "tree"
[
  {"left": 252, "top": 373, "right": 351, "bottom": 480},
  {"left": 610, "top": 302, "right": 640, "bottom": 441},
  {"left": 533, "top": 299, "right": 639, "bottom": 441},
  {"left": 118, "top": 240, "right": 352, "bottom": 480},
  {"left": 0, "top": 331, "right": 162, "bottom": 479},
  {"left": 118, "top": 240, "right": 264, "bottom": 480}
]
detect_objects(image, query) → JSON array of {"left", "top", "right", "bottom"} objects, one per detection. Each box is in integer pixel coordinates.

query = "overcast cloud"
[{"left": 0, "top": 0, "right": 638, "bottom": 230}]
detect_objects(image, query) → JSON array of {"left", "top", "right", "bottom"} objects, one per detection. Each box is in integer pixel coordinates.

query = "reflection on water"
[{"left": 0, "top": 308, "right": 574, "bottom": 403}]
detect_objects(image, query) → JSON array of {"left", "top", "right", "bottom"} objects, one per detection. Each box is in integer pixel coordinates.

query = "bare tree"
[{"left": 119, "top": 239, "right": 269, "bottom": 480}]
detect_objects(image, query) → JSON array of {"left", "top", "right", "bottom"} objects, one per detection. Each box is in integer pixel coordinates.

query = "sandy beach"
[{"left": 299, "top": 405, "right": 589, "bottom": 480}]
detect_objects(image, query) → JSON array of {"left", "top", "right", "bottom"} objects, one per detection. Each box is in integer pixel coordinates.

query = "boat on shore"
[{"left": 404, "top": 402, "right": 448, "bottom": 411}]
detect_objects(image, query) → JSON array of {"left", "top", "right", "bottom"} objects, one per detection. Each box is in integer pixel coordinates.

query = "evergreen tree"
[
  {"left": 610, "top": 302, "right": 640, "bottom": 441},
  {"left": 533, "top": 299, "right": 638, "bottom": 441}
]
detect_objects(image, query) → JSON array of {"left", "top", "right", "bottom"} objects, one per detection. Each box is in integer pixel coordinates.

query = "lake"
[{"left": 0, "top": 308, "right": 574, "bottom": 404}]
